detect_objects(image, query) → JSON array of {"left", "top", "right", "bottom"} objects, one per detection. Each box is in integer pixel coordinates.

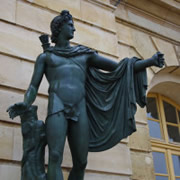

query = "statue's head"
[{"left": 50, "top": 10, "right": 75, "bottom": 44}]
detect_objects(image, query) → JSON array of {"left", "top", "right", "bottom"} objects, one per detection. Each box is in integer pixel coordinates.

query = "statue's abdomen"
[{"left": 48, "top": 63, "right": 86, "bottom": 106}]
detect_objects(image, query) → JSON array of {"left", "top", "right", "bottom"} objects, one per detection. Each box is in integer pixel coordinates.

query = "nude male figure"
[{"left": 8, "top": 10, "right": 164, "bottom": 180}]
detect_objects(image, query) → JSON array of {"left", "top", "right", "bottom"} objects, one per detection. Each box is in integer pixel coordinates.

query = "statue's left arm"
[
  {"left": 134, "top": 52, "right": 164, "bottom": 72},
  {"left": 88, "top": 52, "right": 164, "bottom": 71}
]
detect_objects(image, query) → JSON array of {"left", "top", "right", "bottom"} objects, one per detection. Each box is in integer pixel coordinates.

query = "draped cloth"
[
  {"left": 86, "top": 58, "right": 147, "bottom": 152},
  {"left": 45, "top": 45, "right": 148, "bottom": 152}
]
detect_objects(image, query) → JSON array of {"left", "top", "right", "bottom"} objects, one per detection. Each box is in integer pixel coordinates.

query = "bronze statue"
[{"left": 7, "top": 10, "right": 164, "bottom": 180}]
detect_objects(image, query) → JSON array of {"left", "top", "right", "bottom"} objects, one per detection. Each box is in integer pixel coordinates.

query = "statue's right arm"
[{"left": 24, "top": 53, "right": 46, "bottom": 106}]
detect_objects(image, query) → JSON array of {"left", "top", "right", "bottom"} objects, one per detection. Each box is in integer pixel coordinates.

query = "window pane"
[
  {"left": 163, "top": 101, "right": 177, "bottom": 124},
  {"left": 156, "top": 176, "right": 168, "bottom": 180},
  {"left": 167, "top": 125, "right": 180, "bottom": 143},
  {"left": 147, "top": 97, "right": 159, "bottom": 119},
  {"left": 148, "top": 120, "right": 162, "bottom": 139},
  {"left": 176, "top": 178, "right": 180, "bottom": 180},
  {"left": 152, "top": 152, "right": 167, "bottom": 174},
  {"left": 172, "top": 155, "right": 180, "bottom": 176}
]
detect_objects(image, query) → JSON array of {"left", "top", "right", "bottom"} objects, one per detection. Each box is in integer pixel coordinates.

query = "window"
[{"left": 147, "top": 94, "right": 180, "bottom": 180}]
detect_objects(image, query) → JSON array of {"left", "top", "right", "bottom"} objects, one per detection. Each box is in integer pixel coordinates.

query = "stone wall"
[
  {"left": 113, "top": 1, "right": 180, "bottom": 180},
  {"left": 0, "top": 0, "right": 179, "bottom": 179}
]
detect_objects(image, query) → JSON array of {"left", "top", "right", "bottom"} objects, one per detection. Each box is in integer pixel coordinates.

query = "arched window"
[{"left": 147, "top": 94, "right": 180, "bottom": 180}]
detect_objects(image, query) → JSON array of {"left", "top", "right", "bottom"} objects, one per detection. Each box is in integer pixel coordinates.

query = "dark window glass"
[
  {"left": 156, "top": 176, "right": 168, "bottom": 180},
  {"left": 178, "top": 110, "right": 180, "bottom": 122},
  {"left": 163, "top": 101, "right": 177, "bottom": 124},
  {"left": 167, "top": 125, "right": 180, "bottom": 143},
  {"left": 147, "top": 97, "right": 159, "bottom": 119},
  {"left": 148, "top": 120, "right": 162, "bottom": 139},
  {"left": 172, "top": 155, "right": 180, "bottom": 176},
  {"left": 152, "top": 152, "right": 167, "bottom": 174}
]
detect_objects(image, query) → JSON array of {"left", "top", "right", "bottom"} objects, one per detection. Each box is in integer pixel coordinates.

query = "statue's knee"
[
  {"left": 80, "top": 160, "right": 87, "bottom": 170},
  {"left": 49, "top": 150, "right": 61, "bottom": 163},
  {"left": 74, "top": 160, "right": 87, "bottom": 170}
]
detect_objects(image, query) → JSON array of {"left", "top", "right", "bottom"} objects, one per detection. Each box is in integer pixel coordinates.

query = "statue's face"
[{"left": 60, "top": 20, "right": 76, "bottom": 40}]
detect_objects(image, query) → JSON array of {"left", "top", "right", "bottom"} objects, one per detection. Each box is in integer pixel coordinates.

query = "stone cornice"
[
  {"left": 84, "top": 0, "right": 116, "bottom": 11},
  {"left": 151, "top": 0, "right": 180, "bottom": 13},
  {"left": 120, "top": 1, "right": 180, "bottom": 26},
  {"left": 116, "top": 18, "right": 180, "bottom": 46},
  {"left": 115, "top": 2, "right": 180, "bottom": 45},
  {"left": 111, "top": 0, "right": 180, "bottom": 25}
]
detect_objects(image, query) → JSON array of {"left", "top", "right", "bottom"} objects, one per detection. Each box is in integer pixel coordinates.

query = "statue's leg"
[
  {"left": 68, "top": 99, "right": 89, "bottom": 180},
  {"left": 46, "top": 112, "right": 68, "bottom": 180}
]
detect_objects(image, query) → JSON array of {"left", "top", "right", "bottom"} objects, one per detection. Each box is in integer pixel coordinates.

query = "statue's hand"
[
  {"left": 152, "top": 52, "right": 165, "bottom": 68},
  {"left": 7, "top": 102, "right": 29, "bottom": 119}
]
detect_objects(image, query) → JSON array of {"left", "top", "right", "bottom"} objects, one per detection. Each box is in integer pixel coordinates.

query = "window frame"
[{"left": 147, "top": 93, "right": 180, "bottom": 180}]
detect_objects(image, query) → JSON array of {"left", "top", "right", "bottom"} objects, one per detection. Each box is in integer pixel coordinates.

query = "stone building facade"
[{"left": 0, "top": 0, "right": 179, "bottom": 179}]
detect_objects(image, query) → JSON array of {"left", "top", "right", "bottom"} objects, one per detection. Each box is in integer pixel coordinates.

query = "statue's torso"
[{"left": 45, "top": 53, "right": 89, "bottom": 106}]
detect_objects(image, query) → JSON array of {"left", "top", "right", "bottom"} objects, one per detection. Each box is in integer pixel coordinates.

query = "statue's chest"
[{"left": 46, "top": 53, "right": 86, "bottom": 68}]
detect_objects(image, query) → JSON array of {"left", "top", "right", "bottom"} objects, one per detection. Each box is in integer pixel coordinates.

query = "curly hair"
[{"left": 50, "top": 10, "right": 73, "bottom": 44}]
